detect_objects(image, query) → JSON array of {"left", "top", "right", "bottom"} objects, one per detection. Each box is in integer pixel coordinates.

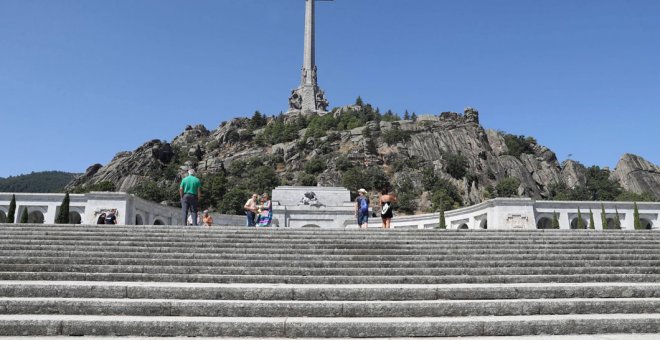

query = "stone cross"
[{"left": 288, "top": 0, "right": 330, "bottom": 115}]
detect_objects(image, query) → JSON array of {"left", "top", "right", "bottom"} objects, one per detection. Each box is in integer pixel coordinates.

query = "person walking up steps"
[
  {"left": 179, "top": 169, "right": 201, "bottom": 226},
  {"left": 379, "top": 188, "right": 397, "bottom": 229},
  {"left": 355, "top": 188, "right": 370, "bottom": 229}
]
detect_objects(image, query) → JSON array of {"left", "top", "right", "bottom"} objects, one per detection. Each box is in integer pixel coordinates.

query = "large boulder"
[{"left": 611, "top": 154, "right": 660, "bottom": 199}]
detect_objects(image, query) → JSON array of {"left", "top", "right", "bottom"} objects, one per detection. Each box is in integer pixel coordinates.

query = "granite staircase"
[{"left": 0, "top": 224, "right": 659, "bottom": 337}]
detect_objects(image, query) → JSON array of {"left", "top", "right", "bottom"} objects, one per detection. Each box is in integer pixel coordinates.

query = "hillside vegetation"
[{"left": 0, "top": 171, "right": 78, "bottom": 193}]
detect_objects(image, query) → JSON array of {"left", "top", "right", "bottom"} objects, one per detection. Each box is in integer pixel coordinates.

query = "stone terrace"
[{"left": 0, "top": 224, "right": 659, "bottom": 337}]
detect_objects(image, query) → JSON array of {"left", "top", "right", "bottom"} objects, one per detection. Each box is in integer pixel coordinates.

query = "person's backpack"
[{"left": 359, "top": 197, "right": 369, "bottom": 214}]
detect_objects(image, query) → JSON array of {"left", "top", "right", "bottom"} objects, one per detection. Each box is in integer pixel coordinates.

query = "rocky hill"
[{"left": 66, "top": 104, "right": 660, "bottom": 213}]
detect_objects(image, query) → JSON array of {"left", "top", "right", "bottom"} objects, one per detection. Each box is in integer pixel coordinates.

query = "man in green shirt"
[{"left": 179, "top": 169, "right": 201, "bottom": 226}]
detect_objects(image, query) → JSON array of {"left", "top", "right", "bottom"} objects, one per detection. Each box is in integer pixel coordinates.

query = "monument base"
[{"left": 271, "top": 186, "right": 355, "bottom": 228}]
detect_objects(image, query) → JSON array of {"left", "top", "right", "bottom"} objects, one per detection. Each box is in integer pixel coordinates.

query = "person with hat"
[{"left": 355, "top": 188, "right": 370, "bottom": 229}]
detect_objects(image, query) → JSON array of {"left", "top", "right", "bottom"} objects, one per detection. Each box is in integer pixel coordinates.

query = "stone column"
[
  {"left": 303, "top": 0, "right": 315, "bottom": 85},
  {"left": 288, "top": 0, "right": 329, "bottom": 115}
]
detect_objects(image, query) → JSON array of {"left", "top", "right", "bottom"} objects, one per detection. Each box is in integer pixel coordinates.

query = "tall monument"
[{"left": 288, "top": 0, "right": 330, "bottom": 115}]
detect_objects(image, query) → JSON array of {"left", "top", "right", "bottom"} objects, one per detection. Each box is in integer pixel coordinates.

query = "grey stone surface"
[
  {"left": 1, "top": 226, "right": 660, "bottom": 337},
  {"left": 612, "top": 153, "right": 660, "bottom": 199}
]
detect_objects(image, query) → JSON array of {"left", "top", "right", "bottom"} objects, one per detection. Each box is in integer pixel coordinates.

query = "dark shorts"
[
  {"left": 357, "top": 213, "right": 369, "bottom": 225},
  {"left": 381, "top": 202, "right": 393, "bottom": 219}
]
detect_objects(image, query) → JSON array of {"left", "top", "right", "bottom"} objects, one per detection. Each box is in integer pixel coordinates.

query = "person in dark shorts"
[
  {"left": 379, "top": 188, "right": 397, "bottom": 229},
  {"left": 355, "top": 188, "right": 370, "bottom": 229}
]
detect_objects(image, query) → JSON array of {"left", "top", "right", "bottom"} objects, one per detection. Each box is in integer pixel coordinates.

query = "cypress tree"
[
  {"left": 633, "top": 202, "right": 642, "bottom": 230},
  {"left": 614, "top": 207, "right": 621, "bottom": 229},
  {"left": 588, "top": 209, "right": 595, "bottom": 229},
  {"left": 56, "top": 193, "right": 70, "bottom": 224},
  {"left": 438, "top": 200, "right": 446, "bottom": 229},
  {"left": 577, "top": 208, "right": 585, "bottom": 229},
  {"left": 7, "top": 194, "right": 16, "bottom": 223},
  {"left": 20, "top": 207, "right": 28, "bottom": 223},
  {"left": 551, "top": 211, "right": 560, "bottom": 229},
  {"left": 600, "top": 203, "right": 608, "bottom": 229}
]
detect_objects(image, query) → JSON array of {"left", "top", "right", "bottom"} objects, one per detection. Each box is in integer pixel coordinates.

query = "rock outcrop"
[
  {"left": 66, "top": 107, "right": 660, "bottom": 208},
  {"left": 611, "top": 154, "right": 660, "bottom": 199}
]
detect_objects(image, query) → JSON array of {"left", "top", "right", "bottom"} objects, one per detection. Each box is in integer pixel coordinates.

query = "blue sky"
[{"left": 1, "top": 0, "right": 659, "bottom": 178}]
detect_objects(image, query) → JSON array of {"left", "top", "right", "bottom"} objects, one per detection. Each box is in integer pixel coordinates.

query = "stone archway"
[
  {"left": 135, "top": 214, "right": 144, "bottom": 225},
  {"left": 479, "top": 219, "right": 488, "bottom": 229},
  {"left": 570, "top": 217, "right": 588, "bottom": 229},
  {"left": 153, "top": 219, "right": 164, "bottom": 225},
  {"left": 640, "top": 218, "right": 653, "bottom": 230},
  {"left": 28, "top": 211, "right": 45, "bottom": 224},
  {"left": 0, "top": 211, "right": 6, "bottom": 223},
  {"left": 536, "top": 217, "right": 553, "bottom": 229},
  {"left": 458, "top": 223, "right": 469, "bottom": 230},
  {"left": 68, "top": 212, "right": 82, "bottom": 224},
  {"left": 604, "top": 218, "right": 619, "bottom": 229}
]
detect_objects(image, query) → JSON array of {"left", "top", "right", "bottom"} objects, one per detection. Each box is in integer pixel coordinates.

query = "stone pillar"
[
  {"left": 303, "top": 0, "right": 315, "bottom": 85},
  {"left": 288, "top": 0, "right": 329, "bottom": 115}
]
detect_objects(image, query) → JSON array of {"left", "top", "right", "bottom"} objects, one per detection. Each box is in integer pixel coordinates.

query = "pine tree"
[
  {"left": 588, "top": 209, "right": 595, "bottom": 229},
  {"left": 438, "top": 200, "right": 446, "bottom": 229},
  {"left": 7, "top": 194, "right": 16, "bottom": 223},
  {"left": 614, "top": 207, "right": 621, "bottom": 229},
  {"left": 355, "top": 96, "right": 364, "bottom": 106},
  {"left": 56, "top": 193, "right": 70, "bottom": 224},
  {"left": 633, "top": 202, "right": 642, "bottom": 230},
  {"left": 600, "top": 203, "right": 608, "bottom": 229},
  {"left": 552, "top": 211, "right": 560, "bottom": 229},
  {"left": 20, "top": 207, "right": 28, "bottom": 223},
  {"left": 411, "top": 112, "right": 417, "bottom": 122},
  {"left": 577, "top": 208, "right": 585, "bottom": 229},
  {"left": 403, "top": 110, "right": 410, "bottom": 120}
]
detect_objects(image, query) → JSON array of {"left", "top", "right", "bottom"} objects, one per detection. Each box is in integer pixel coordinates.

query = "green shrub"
[
  {"left": 502, "top": 133, "right": 536, "bottom": 158},
  {"left": 304, "top": 157, "right": 326, "bottom": 175},
  {"left": 55, "top": 193, "right": 70, "bottom": 224},
  {"left": 297, "top": 173, "right": 317, "bottom": 186},
  {"left": 335, "top": 155, "right": 354, "bottom": 172},
  {"left": 496, "top": 177, "right": 520, "bottom": 197},
  {"left": 20, "top": 207, "right": 28, "bottom": 223},
  {"left": 552, "top": 211, "right": 560, "bottom": 229},
  {"left": 445, "top": 153, "right": 468, "bottom": 179},
  {"left": 7, "top": 194, "right": 16, "bottom": 223},
  {"left": 382, "top": 126, "right": 411, "bottom": 145},
  {"left": 633, "top": 202, "right": 642, "bottom": 229}
]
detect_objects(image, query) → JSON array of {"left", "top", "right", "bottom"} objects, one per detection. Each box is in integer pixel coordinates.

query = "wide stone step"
[
  {"left": 2, "top": 297, "right": 659, "bottom": 317},
  {"left": 3, "top": 256, "right": 658, "bottom": 269},
  {"left": 3, "top": 271, "right": 660, "bottom": 284},
  {"left": 2, "top": 228, "right": 659, "bottom": 239},
  {"left": 3, "top": 238, "right": 658, "bottom": 250},
  {"left": 1, "top": 314, "right": 659, "bottom": 337},
  {"left": 2, "top": 226, "right": 658, "bottom": 237},
  {"left": 2, "top": 231, "right": 658, "bottom": 242},
  {"left": 3, "top": 282, "right": 660, "bottom": 300},
  {"left": 3, "top": 244, "right": 659, "bottom": 256},
  {"left": 4, "top": 250, "right": 660, "bottom": 262},
  {"left": 2, "top": 263, "right": 659, "bottom": 276},
  {"left": 5, "top": 225, "right": 657, "bottom": 232}
]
